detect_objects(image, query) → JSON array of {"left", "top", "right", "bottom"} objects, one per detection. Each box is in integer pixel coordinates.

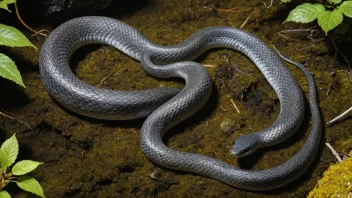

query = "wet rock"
[
  {"left": 44, "top": 0, "right": 111, "bottom": 15},
  {"left": 28, "top": 0, "right": 150, "bottom": 24},
  {"left": 33, "top": 0, "right": 112, "bottom": 23}
]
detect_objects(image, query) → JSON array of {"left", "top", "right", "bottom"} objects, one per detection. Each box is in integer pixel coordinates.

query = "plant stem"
[
  {"left": 0, "top": 110, "right": 32, "bottom": 130},
  {"left": 327, "top": 106, "right": 352, "bottom": 125},
  {"left": 14, "top": 2, "right": 48, "bottom": 37}
]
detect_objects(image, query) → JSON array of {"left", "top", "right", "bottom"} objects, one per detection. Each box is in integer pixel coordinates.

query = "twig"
[
  {"left": 326, "top": 72, "right": 337, "bottom": 96},
  {"left": 0, "top": 110, "right": 32, "bottom": 131},
  {"left": 97, "top": 68, "right": 124, "bottom": 86},
  {"left": 219, "top": 106, "right": 227, "bottom": 112},
  {"left": 298, "top": 43, "right": 316, "bottom": 51},
  {"left": 325, "top": 143, "right": 342, "bottom": 162},
  {"left": 230, "top": 99, "right": 240, "bottom": 113},
  {"left": 240, "top": 9, "right": 258, "bottom": 29},
  {"left": 277, "top": 32, "right": 292, "bottom": 40},
  {"left": 15, "top": 2, "right": 48, "bottom": 37},
  {"left": 228, "top": 58, "right": 252, "bottom": 76},
  {"left": 202, "top": 6, "right": 241, "bottom": 13},
  {"left": 231, "top": 65, "right": 252, "bottom": 76},
  {"left": 202, "top": 64, "right": 217, "bottom": 68},
  {"left": 327, "top": 106, "right": 352, "bottom": 126},
  {"left": 30, "top": 29, "right": 50, "bottom": 37},
  {"left": 262, "top": 0, "right": 273, "bottom": 8},
  {"left": 279, "top": 28, "right": 314, "bottom": 34}
]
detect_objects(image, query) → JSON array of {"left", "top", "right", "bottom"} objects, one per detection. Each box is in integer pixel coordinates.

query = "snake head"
[{"left": 230, "top": 133, "right": 260, "bottom": 157}]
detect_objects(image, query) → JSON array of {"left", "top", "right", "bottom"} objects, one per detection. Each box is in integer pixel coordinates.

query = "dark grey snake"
[{"left": 39, "top": 16, "right": 322, "bottom": 191}]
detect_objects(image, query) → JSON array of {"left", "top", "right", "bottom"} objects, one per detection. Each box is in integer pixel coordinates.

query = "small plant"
[
  {"left": 0, "top": 0, "right": 37, "bottom": 87},
  {"left": 282, "top": 0, "right": 352, "bottom": 35},
  {"left": 0, "top": 134, "right": 44, "bottom": 198}
]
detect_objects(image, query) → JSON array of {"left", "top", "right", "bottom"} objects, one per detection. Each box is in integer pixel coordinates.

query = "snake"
[{"left": 39, "top": 16, "right": 322, "bottom": 191}]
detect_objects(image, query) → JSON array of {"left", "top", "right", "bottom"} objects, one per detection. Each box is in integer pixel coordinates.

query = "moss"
[{"left": 308, "top": 152, "right": 352, "bottom": 198}]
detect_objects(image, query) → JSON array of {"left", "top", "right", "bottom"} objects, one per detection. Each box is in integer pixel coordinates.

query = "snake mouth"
[{"left": 230, "top": 147, "right": 253, "bottom": 158}]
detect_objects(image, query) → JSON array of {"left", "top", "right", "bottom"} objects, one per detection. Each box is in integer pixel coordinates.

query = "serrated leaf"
[
  {"left": 12, "top": 160, "right": 43, "bottom": 176},
  {"left": 0, "top": 1, "right": 10, "bottom": 11},
  {"left": 0, "top": 191, "right": 11, "bottom": 198},
  {"left": 284, "top": 3, "right": 325, "bottom": 23},
  {"left": 16, "top": 176, "right": 44, "bottom": 197},
  {"left": 318, "top": 10, "right": 344, "bottom": 35},
  {"left": 0, "top": 24, "right": 36, "bottom": 48},
  {"left": 0, "top": 134, "right": 18, "bottom": 168},
  {"left": 339, "top": 1, "right": 352, "bottom": 18},
  {"left": 0, "top": 53, "right": 25, "bottom": 87}
]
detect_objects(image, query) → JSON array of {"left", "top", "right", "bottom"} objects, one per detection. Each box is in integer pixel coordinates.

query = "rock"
[
  {"left": 220, "top": 118, "right": 235, "bottom": 135},
  {"left": 33, "top": 0, "right": 112, "bottom": 23},
  {"left": 23, "top": 0, "right": 149, "bottom": 24}
]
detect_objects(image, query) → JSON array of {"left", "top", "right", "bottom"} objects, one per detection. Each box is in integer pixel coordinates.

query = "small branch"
[
  {"left": 220, "top": 106, "right": 227, "bottom": 112},
  {"left": 240, "top": 9, "right": 258, "bottom": 29},
  {"left": 326, "top": 72, "right": 337, "bottom": 96},
  {"left": 228, "top": 58, "right": 252, "bottom": 76},
  {"left": 298, "top": 43, "right": 316, "bottom": 51},
  {"left": 15, "top": 2, "right": 48, "bottom": 37},
  {"left": 0, "top": 111, "right": 32, "bottom": 131},
  {"left": 230, "top": 99, "right": 240, "bottom": 113},
  {"left": 202, "top": 6, "right": 241, "bottom": 14},
  {"left": 202, "top": 64, "right": 217, "bottom": 68},
  {"left": 262, "top": 0, "right": 273, "bottom": 9},
  {"left": 327, "top": 106, "right": 352, "bottom": 126},
  {"left": 277, "top": 32, "right": 292, "bottom": 40},
  {"left": 30, "top": 29, "right": 50, "bottom": 37},
  {"left": 278, "top": 28, "right": 314, "bottom": 34},
  {"left": 97, "top": 68, "right": 124, "bottom": 86},
  {"left": 325, "top": 143, "right": 342, "bottom": 162}
]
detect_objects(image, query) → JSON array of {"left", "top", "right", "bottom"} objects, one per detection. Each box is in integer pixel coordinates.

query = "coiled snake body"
[{"left": 39, "top": 16, "right": 322, "bottom": 191}]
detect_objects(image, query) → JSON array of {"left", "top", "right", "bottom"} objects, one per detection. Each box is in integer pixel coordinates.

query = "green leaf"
[
  {"left": 0, "top": 191, "right": 11, "bottom": 198},
  {"left": 339, "top": 1, "right": 352, "bottom": 18},
  {"left": 0, "top": 53, "right": 25, "bottom": 87},
  {"left": 281, "top": 0, "right": 291, "bottom": 3},
  {"left": 0, "top": 24, "right": 36, "bottom": 48},
  {"left": 328, "top": 0, "right": 342, "bottom": 4},
  {"left": 7, "top": 0, "right": 16, "bottom": 4},
  {"left": 12, "top": 160, "right": 43, "bottom": 176},
  {"left": 0, "top": 149, "right": 7, "bottom": 171},
  {"left": 16, "top": 176, "right": 44, "bottom": 198},
  {"left": 284, "top": 3, "right": 325, "bottom": 23},
  {"left": 0, "top": 134, "right": 18, "bottom": 168},
  {"left": 0, "top": 1, "right": 10, "bottom": 12},
  {"left": 318, "top": 10, "right": 344, "bottom": 35}
]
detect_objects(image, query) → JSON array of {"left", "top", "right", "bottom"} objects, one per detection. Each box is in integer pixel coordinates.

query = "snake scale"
[{"left": 39, "top": 16, "right": 322, "bottom": 191}]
